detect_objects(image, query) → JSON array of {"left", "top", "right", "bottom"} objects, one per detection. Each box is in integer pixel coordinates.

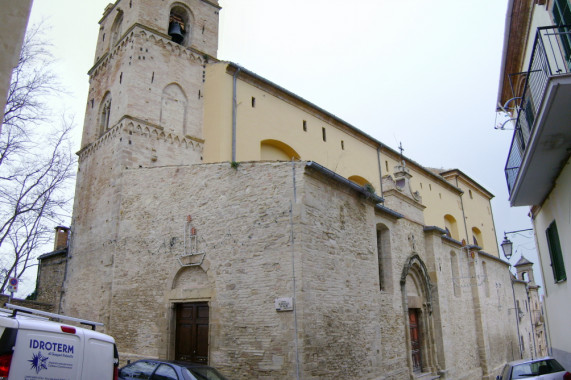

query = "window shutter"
[{"left": 546, "top": 221, "right": 566, "bottom": 282}]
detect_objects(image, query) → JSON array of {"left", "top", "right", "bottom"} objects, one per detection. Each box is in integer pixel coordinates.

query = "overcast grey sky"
[{"left": 27, "top": 0, "right": 542, "bottom": 290}]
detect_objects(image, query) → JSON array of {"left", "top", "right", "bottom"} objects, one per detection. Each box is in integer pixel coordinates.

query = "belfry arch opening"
[
  {"left": 110, "top": 10, "right": 123, "bottom": 48},
  {"left": 260, "top": 139, "right": 300, "bottom": 161},
  {"left": 169, "top": 5, "right": 193, "bottom": 46}
]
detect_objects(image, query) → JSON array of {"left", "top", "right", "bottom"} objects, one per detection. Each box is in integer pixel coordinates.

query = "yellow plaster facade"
[{"left": 203, "top": 62, "right": 499, "bottom": 256}]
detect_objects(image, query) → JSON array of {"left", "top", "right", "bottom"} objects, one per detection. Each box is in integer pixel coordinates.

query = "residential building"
[
  {"left": 497, "top": 0, "right": 571, "bottom": 369},
  {"left": 513, "top": 256, "right": 548, "bottom": 359},
  {"left": 0, "top": 0, "right": 34, "bottom": 131}
]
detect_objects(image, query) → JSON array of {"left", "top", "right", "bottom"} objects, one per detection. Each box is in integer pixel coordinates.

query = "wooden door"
[
  {"left": 175, "top": 302, "right": 209, "bottom": 364},
  {"left": 409, "top": 308, "right": 422, "bottom": 372}
]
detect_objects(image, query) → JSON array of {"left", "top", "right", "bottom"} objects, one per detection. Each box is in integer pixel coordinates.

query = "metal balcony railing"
[{"left": 505, "top": 25, "right": 571, "bottom": 194}]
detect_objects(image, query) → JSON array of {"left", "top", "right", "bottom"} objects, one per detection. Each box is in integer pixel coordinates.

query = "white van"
[{"left": 0, "top": 303, "right": 119, "bottom": 380}]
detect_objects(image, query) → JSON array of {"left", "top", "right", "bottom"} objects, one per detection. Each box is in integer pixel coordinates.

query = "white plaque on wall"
[{"left": 275, "top": 297, "right": 293, "bottom": 311}]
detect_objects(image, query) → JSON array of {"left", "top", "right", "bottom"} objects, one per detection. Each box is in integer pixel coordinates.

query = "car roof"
[
  {"left": 0, "top": 310, "right": 114, "bottom": 342},
  {"left": 129, "top": 359, "right": 212, "bottom": 368},
  {"left": 506, "top": 357, "right": 558, "bottom": 366}
]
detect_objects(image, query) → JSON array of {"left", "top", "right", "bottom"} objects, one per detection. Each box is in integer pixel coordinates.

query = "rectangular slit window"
[
  {"left": 385, "top": 161, "right": 389, "bottom": 173},
  {"left": 341, "top": 140, "right": 344, "bottom": 150},
  {"left": 322, "top": 127, "right": 326, "bottom": 142},
  {"left": 251, "top": 97, "right": 256, "bottom": 107},
  {"left": 303, "top": 120, "right": 307, "bottom": 131}
]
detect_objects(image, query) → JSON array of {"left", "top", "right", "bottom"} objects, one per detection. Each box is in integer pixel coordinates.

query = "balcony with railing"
[{"left": 505, "top": 25, "right": 571, "bottom": 206}]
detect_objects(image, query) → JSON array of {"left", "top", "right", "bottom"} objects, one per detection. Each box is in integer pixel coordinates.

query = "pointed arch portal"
[{"left": 400, "top": 254, "right": 438, "bottom": 376}]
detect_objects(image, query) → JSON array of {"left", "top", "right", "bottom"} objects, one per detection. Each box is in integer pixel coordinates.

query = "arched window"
[
  {"left": 260, "top": 140, "right": 300, "bottom": 161},
  {"left": 444, "top": 214, "right": 459, "bottom": 241},
  {"left": 110, "top": 10, "right": 124, "bottom": 47},
  {"left": 160, "top": 83, "right": 187, "bottom": 136},
  {"left": 472, "top": 227, "right": 483, "bottom": 248},
  {"left": 376, "top": 223, "right": 392, "bottom": 292},
  {"left": 99, "top": 92, "right": 112, "bottom": 136},
  {"left": 450, "top": 251, "right": 461, "bottom": 297},
  {"left": 168, "top": 5, "right": 192, "bottom": 46},
  {"left": 348, "top": 175, "right": 375, "bottom": 193}
]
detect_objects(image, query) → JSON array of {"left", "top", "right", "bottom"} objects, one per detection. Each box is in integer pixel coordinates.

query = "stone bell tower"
[
  {"left": 514, "top": 256, "right": 536, "bottom": 285},
  {"left": 62, "top": 0, "right": 220, "bottom": 324}
]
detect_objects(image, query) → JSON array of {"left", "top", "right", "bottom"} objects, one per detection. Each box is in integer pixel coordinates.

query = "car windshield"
[
  {"left": 182, "top": 366, "right": 228, "bottom": 380},
  {"left": 511, "top": 359, "right": 565, "bottom": 379}
]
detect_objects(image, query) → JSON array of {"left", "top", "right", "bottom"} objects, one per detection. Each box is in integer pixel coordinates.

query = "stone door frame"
[{"left": 400, "top": 254, "right": 438, "bottom": 378}]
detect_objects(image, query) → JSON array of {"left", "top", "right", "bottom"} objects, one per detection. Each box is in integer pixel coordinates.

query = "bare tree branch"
[{"left": 0, "top": 21, "right": 75, "bottom": 294}]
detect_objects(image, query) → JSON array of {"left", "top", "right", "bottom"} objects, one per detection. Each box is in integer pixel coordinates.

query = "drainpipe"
[
  {"left": 525, "top": 286, "right": 537, "bottom": 359},
  {"left": 232, "top": 66, "right": 241, "bottom": 162},
  {"left": 376, "top": 146, "right": 384, "bottom": 200},
  {"left": 510, "top": 276, "right": 523, "bottom": 359},
  {"left": 454, "top": 175, "right": 470, "bottom": 244}
]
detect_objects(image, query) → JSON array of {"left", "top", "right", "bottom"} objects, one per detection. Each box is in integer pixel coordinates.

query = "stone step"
[{"left": 414, "top": 372, "right": 440, "bottom": 380}]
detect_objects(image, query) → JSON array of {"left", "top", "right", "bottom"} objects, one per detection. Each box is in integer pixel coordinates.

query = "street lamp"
[
  {"left": 501, "top": 236, "right": 514, "bottom": 260},
  {"left": 501, "top": 229, "right": 533, "bottom": 260}
]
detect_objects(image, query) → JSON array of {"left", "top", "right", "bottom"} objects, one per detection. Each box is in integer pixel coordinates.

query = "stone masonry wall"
[
  {"left": 479, "top": 255, "right": 523, "bottom": 378},
  {"left": 35, "top": 251, "right": 67, "bottom": 308},
  {"left": 108, "top": 162, "right": 301, "bottom": 378},
  {"left": 61, "top": 160, "right": 521, "bottom": 379},
  {"left": 297, "top": 170, "right": 385, "bottom": 379}
]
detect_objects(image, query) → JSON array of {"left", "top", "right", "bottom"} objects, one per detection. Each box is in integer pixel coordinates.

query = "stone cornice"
[
  {"left": 374, "top": 204, "right": 403, "bottom": 220},
  {"left": 200, "top": 0, "right": 222, "bottom": 10},
  {"left": 423, "top": 225, "right": 448, "bottom": 236},
  {"left": 382, "top": 188, "right": 426, "bottom": 212},
  {"left": 439, "top": 168, "right": 495, "bottom": 199},
  {"left": 77, "top": 115, "right": 203, "bottom": 162},
  {"left": 478, "top": 250, "right": 507, "bottom": 266},
  {"left": 304, "top": 161, "right": 384, "bottom": 205},
  {"left": 88, "top": 24, "right": 217, "bottom": 78}
]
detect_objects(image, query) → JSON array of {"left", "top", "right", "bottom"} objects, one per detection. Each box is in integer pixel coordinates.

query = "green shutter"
[
  {"left": 546, "top": 221, "right": 567, "bottom": 282},
  {"left": 553, "top": 0, "right": 571, "bottom": 25},
  {"left": 553, "top": 0, "right": 571, "bottom": 64}
]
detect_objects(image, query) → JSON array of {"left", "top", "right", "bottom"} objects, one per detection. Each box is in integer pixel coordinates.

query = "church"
[{"left": 35, "top": 0, "right": 534, "bottom": 379}]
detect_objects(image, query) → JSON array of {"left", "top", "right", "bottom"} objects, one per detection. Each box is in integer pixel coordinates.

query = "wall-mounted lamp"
[{"left": 501, "top": 229, "right": 533, "bottom": 260}]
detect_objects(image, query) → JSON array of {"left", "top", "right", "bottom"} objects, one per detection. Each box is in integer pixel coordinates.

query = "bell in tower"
[{"left": 168, "top": 14, "right": 185, "bottom": 44}]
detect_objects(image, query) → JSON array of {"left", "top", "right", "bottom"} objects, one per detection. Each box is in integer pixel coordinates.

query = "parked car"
[
  {"left": 497, "top": 357, "right": 571, "bottom": 380},
  {"left": 118, "top": 359, "right": 229, "bottom": 380},
  {"left": 0, "top": 303, "right": 119, "bottom": 380}
]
